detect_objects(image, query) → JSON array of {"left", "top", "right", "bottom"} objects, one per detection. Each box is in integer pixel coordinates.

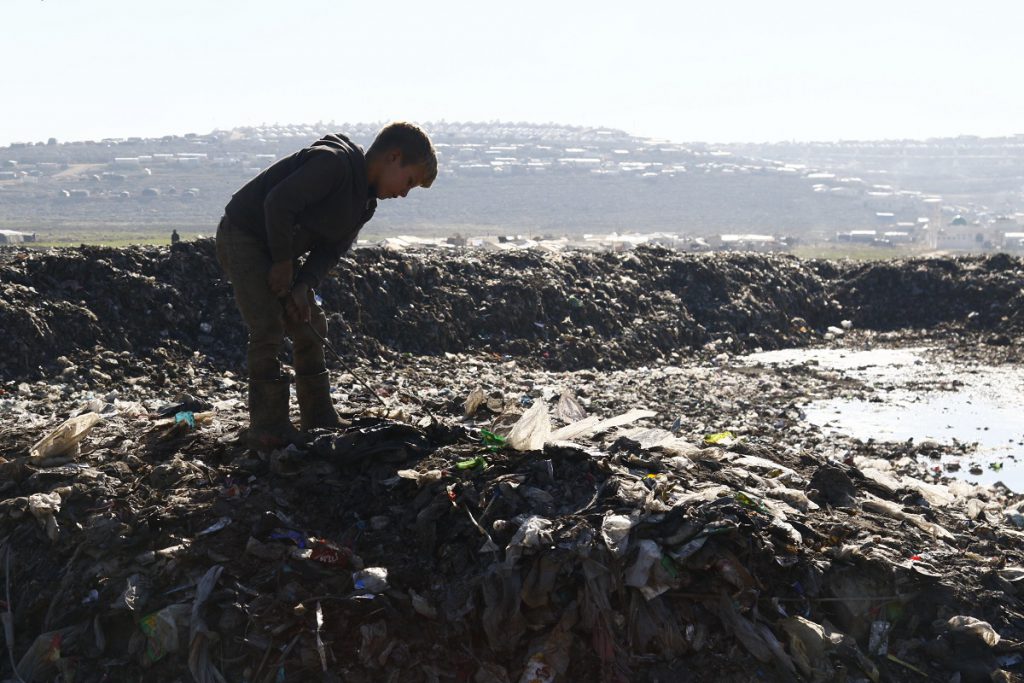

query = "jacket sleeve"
[
  {"left": 295, "top": 238, "right": 352, "bottom": 290},
  {"left": 263, "top": 150, "right": 348, "bottom": 263},
  {"left": 296, "top": 206, "right": 370, "bottom": 289}
]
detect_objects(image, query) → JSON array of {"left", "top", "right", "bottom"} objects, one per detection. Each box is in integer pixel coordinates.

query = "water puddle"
[{"left": 744, "top": 347, "right": 1024, "bottom": 491}]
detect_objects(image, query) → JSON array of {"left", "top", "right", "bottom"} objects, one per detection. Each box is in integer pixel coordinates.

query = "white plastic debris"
[
  {"left": 505, "top": 515, "right": 553, "bottom": 565},
  {"left": 549, "top": 408, "right": 656, "bottom": 442},
  {"left": 463, "top": 387, "right": 486, "bottom": 417},
  {"left": 396, "top": 468, "right": 443, "bottom": 487},
  {"left": 620, "top": 427, "right": 702, "bottom": 460},
  {"left": 947, "top": 615, "right": 1001, "bottom": 647},
  {"left": 28, "top": 491, "right": 63, "bottom": 541},
  {"left": 601, "top": 513, "right": 637, "bottom": 558},
  {"left": 861, "top": 496, "right": 955, "bottom": 541},
  {"left": 113, "top": 574, "right": 145, "bottom": 612},
  {"left": 507, "top": 401, "right": 551, "bottom": 451},
  {"left": 352, "top": 567, "right": 389, "bottom": 594},
  {"left": 965, "top": 498, "right": 986, "bottom": 520},
  {"left": 625, "top": 539, "right": 673, "bottom": 600},
  {"left": 29, "top": 412, "right": 102, "bottom": 461},
  {"left": 547, "top": 415, "right": 601, "bottom": 442},
  {"left": 555, "top": 391, "right": 587, "bottom": 423}
]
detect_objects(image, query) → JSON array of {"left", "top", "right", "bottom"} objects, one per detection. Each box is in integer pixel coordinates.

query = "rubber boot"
[
  {"left": 295, "top": 371, "right": 346, "bottom": 431},
  {"left": 247, "top": 377, "right": 298, "bottom": 451}
]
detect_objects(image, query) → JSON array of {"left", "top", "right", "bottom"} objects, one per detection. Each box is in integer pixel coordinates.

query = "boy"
[{"left": 216, "top": 122, "right": 437, "bottom": 450}]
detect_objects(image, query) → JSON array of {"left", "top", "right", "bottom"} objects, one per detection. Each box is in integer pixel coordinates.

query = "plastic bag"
[
  {"left": 507, "top": 402, "right": 551, "bottom": 451},
  {"left": 625, "top": 539, "right": 676, "bottom": 600},
  {"left": 601, "top": 513, "right": 636, "bottom": 558},
  {"left": 140, "top": 604, "right": 191, "bottom": 662},
  {"left": 28, "top": 491, "right": 62, "bottom": 541},
  {"left": 505, "top": 516, "right": 553, "bottom": 566}
]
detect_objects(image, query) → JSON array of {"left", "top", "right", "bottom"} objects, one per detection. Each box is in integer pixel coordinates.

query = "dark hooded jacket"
[{"left": 224, "top": 133, "right": 377, "bottom": 288}]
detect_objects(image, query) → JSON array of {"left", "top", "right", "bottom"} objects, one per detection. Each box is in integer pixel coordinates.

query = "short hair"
[{"left": 367, "top": 121, "right": 438, "bottom": 187}]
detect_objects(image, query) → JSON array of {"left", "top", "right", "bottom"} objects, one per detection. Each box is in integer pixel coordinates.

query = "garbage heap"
[
  {"left": 3, "top": 349, "right": 1024, "bottom": 683},
  {"left": 828, "top": 252, "right": 1024, "bottom": 339},
  {"left": 2, "top": 242, "right": 1022, "bottom": 383},
  {"left": 1, "top": 244, "right": 1023, "bottom": 682}
]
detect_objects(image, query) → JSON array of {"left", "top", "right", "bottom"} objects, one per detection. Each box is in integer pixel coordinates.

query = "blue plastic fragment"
[{"left": 174, "top": 411, "right": 196, "bottom": 429}]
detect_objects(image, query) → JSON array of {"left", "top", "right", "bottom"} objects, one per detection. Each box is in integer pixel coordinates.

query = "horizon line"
[{"left": 4, "top": 120, "right": 1024, "bottom": 151}]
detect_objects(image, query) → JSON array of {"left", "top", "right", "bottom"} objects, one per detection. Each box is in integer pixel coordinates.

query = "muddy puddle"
[{"left": 744, "top": 346, "right": 1024, "bottom": 491}]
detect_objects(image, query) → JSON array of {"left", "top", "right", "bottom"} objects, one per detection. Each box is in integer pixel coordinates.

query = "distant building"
[
  {"left": 0, "top": 230, "right": 37, "bottom": 244},
  {"left": 713, "top": 234, "right": 779, "bottom": 252},
  {"left": 882, "top": 231, "right": 912, "bottom": 244},
  {"left": 1002, "top": 232, "right": 1024, "bottom": 251},
  {"left": 936, "top": 215, "right": 987, "bottom": 250},
  {"left": 837, "top": 230, "right": 877, "bottom": 244}
]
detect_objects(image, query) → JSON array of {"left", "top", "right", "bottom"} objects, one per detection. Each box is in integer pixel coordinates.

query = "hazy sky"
[{"left": 3, "top": 0, "right": 1022, "bottom": 145}]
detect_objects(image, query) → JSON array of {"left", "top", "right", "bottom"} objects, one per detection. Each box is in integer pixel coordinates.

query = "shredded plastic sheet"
[
  {"left": 624, "top": 540, "right": 675, "bottom": 600},
  {"left": 188, "top": 565, "right": 226, "bottom": 683},
  {"left": 861, "top": 495, "right": 956, "bottom": 541},
  {"left": 555, "top": 390, "right": 588, "bottom": 423},
  {"left": 29, "top": 412, "right": 102, "bottom": 461},
  {"left": 505, "top": 516, "right": 553, "bottom": 566},
  {"left": 507, "top": 402, "right": 551, "bottom": 451},
  {"left": 549, "top": 408, "right": 656, "bottom": 442}
]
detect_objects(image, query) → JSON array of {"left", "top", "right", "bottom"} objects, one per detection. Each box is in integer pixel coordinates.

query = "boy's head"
[{"left": 366, "top": 121, "right": 437, "bottom": 200}]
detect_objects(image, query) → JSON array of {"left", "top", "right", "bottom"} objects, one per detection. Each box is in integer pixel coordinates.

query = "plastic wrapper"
[{"left": 29, "top": 412, "right": 102, "bottom": 461}]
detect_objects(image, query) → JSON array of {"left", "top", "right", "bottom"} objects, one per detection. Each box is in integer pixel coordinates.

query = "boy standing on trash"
[{"left": 216, "top": 122, "right": 437, "bottom": 450}]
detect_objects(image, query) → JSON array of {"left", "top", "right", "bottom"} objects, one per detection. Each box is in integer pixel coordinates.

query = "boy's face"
[{"left": 374, "top": 150, "right": 428, "bottom": 200}]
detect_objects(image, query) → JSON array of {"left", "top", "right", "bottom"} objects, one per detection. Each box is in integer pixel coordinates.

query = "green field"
[{"left": 791, "top": 243, "right": 932, "bottom": 261}]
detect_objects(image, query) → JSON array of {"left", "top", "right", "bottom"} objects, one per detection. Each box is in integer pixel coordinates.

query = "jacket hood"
[
  {"left": 312, "top": 132, "right": 363, "bottom": 154},
  {"left": 312, "top": 133, "right": 370, "bottom": 195}
]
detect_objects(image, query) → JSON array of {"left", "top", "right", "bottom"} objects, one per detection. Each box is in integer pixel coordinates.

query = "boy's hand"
[
  {"left": 268, "top": 260, "right": 293, "bottom": 298},
  {"left": 285, "top": 283, "right": 311, "bottom": 324}
]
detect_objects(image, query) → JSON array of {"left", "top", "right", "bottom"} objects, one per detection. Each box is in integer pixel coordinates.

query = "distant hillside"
[
  {"left": 723, "top": 137, "right": 1024, "bottom": 218},
  {"left": 2, "top": 122, "right": 1017, "bottom": 243}
]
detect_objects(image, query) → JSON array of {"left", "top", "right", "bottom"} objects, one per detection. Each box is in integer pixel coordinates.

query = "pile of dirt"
[
  {"left": 829, "top": 253, "right": 1024, "bottom": 341},
  {"left": 2, "top": 244, "right": 1022, "bottom": 384},
  {"left": 0, "top": 243, "right": 820, "bottom": 380}
]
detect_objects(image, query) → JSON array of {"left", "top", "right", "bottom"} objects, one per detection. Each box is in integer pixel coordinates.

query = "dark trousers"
[{"left": 215, "top": 216, "right": 329, "bottom": 380}]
